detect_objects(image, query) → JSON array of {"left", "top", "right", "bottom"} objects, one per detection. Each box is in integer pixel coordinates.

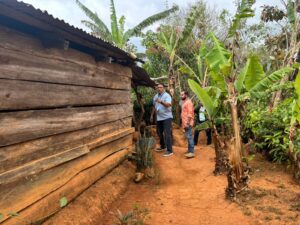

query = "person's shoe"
[
  {"left": 185, "top": 152, "right": 195, "bottom": 158},
  {"left": 155, "top": 147, "right": 166, "bottom": 152},
  {"left": 163, "top": 151, "right": 174, "bottom": 157}
]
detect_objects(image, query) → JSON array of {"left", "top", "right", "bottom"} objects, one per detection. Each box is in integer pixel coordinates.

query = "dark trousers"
[
  {"left": 156, "top": 118, "right": 173, "bottom": 153},
  {"left": 194, "top": 122, "right": 212, "bottom": 145}
]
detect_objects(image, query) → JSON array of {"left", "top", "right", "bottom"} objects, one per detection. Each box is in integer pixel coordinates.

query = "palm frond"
[
  {"left": 81, "top": 20, "right": 112, "bottom": 41},
  {"left": 109, "top": 0, "right": 121, "bottom": 45},
  {"left": 124, "top": 5, "right": 179, "bottom": 40},
  {"left": 76, "top": 0, "right": 110, "bottom": 36}
]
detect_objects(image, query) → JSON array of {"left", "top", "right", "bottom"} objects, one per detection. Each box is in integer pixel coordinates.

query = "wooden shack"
[{"left": 0, "top": 1, "right": 155, "bottom": 224}]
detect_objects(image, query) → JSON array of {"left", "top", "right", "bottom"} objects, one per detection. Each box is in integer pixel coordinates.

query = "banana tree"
[
  {"left": 76, "top": 0, "right": 178, "bottom": 50},
  {"left": 189, "top": 28, "right": 294, "bottom": 198},
  {"left": 189, "top": 80, "right": 229, "bottom": 174}
]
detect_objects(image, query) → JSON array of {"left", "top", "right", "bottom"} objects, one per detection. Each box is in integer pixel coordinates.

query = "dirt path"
[{"left": 101, "top": 144, "right": 250, "bottom": 225}]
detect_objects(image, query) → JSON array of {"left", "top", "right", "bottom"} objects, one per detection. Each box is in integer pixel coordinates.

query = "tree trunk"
[
  {"left": 212, "top": 124, "right": 228, "bottom": 175},
  {"left": 226, "top": 82, "right": 249, "bottom": 199}
]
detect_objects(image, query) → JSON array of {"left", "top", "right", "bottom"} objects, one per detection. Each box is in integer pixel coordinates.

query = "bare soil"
[
  {"left": 46, "top": 129, "right": 300, "bottom": 225},
  {"left": 101, "top": 131, "right": 300, "bottom": 225}
]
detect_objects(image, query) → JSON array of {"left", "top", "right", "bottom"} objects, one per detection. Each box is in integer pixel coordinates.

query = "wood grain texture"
[
  {"left": 0, "top": 79, "right": 130, "bottom": 111},
  {"left": 0, "top": 104, "right": 132, "bottom": 147},
  {"left": 0, "top": 117, "right": 131, "bottom": 173},
  {"left": 0, "top": 134, "right": 132, "bottom": 222}
]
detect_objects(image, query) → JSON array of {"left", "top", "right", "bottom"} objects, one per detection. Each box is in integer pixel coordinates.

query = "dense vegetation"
[{"left": 78, "top": 0, "right": 300, "bottom": 198}]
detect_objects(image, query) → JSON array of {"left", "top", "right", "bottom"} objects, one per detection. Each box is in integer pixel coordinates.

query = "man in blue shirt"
[{"left": 150, "top": 84, "right": 173, "bottom": 157}]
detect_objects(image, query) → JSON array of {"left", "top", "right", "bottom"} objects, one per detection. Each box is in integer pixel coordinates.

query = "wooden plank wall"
[{"left": 0, "top": 25, "right": 134, "bottom": 224}]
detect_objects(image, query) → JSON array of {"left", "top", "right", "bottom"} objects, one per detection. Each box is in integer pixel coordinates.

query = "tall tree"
[{"left": 76, "top": 0, "right": 178, "bottom": 50}]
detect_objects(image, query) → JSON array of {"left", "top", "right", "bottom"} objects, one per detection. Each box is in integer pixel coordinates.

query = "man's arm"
[{"left": 156, "top": 94, "right": 172, "bottom": 107}]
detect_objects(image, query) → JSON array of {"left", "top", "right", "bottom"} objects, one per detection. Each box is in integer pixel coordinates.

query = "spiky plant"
[{"left": 76, "top": 0, "right": 178, "bottom": 50}]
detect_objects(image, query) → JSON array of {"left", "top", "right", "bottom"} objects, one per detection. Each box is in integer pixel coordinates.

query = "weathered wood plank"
[
  {"left": 0, "top": 25, "right": 132, "bottom": 78},
  {"left": 0, "top": 146, "right": 90, "bottom": 186},
  {"left": 0, "top": 65, "right": 131, "bottom": 90},
  {"left": 0, "top": 79, "right": 130, "bottom": 111},
  {"left": 0, "top": 117, "right": 131, "bottom": 173},
  {"left": 2, "top": 149, "right": 129, "bottom": 225},
  {"left": 0, "top": 104, "right": 132, "bottom": 147},
  {"left": 0, "top": 128, "right": 133, "bottom": 185},
  {"left": 0, "top": 134, "right": 132, "bottom": 222}
]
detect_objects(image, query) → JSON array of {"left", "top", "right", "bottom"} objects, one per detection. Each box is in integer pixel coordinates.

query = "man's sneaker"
[
  {"left": 155, "top": 147, "right": 166, "bottom": 152},
  {"left": 185, "top": 152, "right": 195, "bottom": 158},
  {"left": 163, "top": 151, "right": 174, "bottom": 157}
]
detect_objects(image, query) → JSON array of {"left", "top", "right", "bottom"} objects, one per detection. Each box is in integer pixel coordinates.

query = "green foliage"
[
  {"left": 0, "top": 213, "right": 3, "bottom": 220},
  {"left": 242, "top": 99, "right": 293, "bottom": 163},
  {"left": 135, "top": 137, "right": 156, "bottom": 170},
  {"left": 229, "top": 0, "right": 256, "bottom": 37},
  {"left": 250, "top": 67, "right": 294, "bottom": 96},
  {"left": 195, "top": 120, "right": 211, "bottom": 131},
  {"left": 59, "top": 197, "right": 68, "bottom": 208},
  {"left": 287, "top": 0, "right": 296, "bottom": 26},
  {"left": 243, "top": 54, "right": 265, "bottom": 91},
  {"left": 112, "top": 205, "right": 149, "bottom": 225},
  {"left": 76, "top": 0, "right": 178, "bottom": 50},
  {"left": 124, "top": 5, "right": 179, "bottom": 41},
  {"left": 188, "top": 79, "right": 218, "bottom": 118},
  {"left": 205, "top": 32, "right": 230, "bottom": 73}
]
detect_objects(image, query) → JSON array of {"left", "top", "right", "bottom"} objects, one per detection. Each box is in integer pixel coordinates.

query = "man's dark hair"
[
  {"left": 156, "top": 83, "right": 165, "bottom": 87},
  {"left": 182, "top": 90, "right": 189, "bottom": 97}
]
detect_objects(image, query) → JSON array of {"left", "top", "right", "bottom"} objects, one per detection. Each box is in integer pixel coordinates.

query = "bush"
[{"left": 242, "top": 98, "right": 293, "bottom": 163}]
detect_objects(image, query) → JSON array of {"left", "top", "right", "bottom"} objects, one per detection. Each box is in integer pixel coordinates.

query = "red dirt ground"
[
  {"left": 101, "top": 134, "right": 250, "bottom": 225},
  {"left": 45, "top": 129, "right": 300, "bottom": 225},
  {"left": 100, "top": 131, "right": 300, "bottom": 225}
]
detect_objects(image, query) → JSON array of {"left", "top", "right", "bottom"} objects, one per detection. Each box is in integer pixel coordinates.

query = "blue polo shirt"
[{"left": 153, "top": 92, "right": 173, "bottom": 121}]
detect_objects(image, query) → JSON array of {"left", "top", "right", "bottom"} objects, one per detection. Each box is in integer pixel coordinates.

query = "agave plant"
[{"left": 76, "top": 0, "right": 178, "bottom": 50}]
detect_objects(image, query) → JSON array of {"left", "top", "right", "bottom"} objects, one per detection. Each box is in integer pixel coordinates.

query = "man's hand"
[{"left": 156, "top": 98, "right": 162, "bottom": 104}]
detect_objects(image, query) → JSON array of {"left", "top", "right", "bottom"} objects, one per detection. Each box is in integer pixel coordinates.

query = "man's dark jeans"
[
  {"left": 194, "top": 121, "right": 212, "bottom": 145},
  {"left": 156, "top": 118, "right": 173, "bottom": 153}
]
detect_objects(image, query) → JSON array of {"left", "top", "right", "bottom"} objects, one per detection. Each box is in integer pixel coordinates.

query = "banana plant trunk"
[
  {"left": 226, "top": 82, "right": 248, "bottom": 199},
  {"left": 212, "top": 123, "right": 228, "bottom": 175}
]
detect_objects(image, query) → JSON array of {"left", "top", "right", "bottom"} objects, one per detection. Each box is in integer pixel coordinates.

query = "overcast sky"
[{"left": 21, "top": 0, "right": 282, "bottom": 49}]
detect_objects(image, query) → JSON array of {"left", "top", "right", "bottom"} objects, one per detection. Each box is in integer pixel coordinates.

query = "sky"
[{"left": 21, "top": 0, "right": 282, "bottom": 50}]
